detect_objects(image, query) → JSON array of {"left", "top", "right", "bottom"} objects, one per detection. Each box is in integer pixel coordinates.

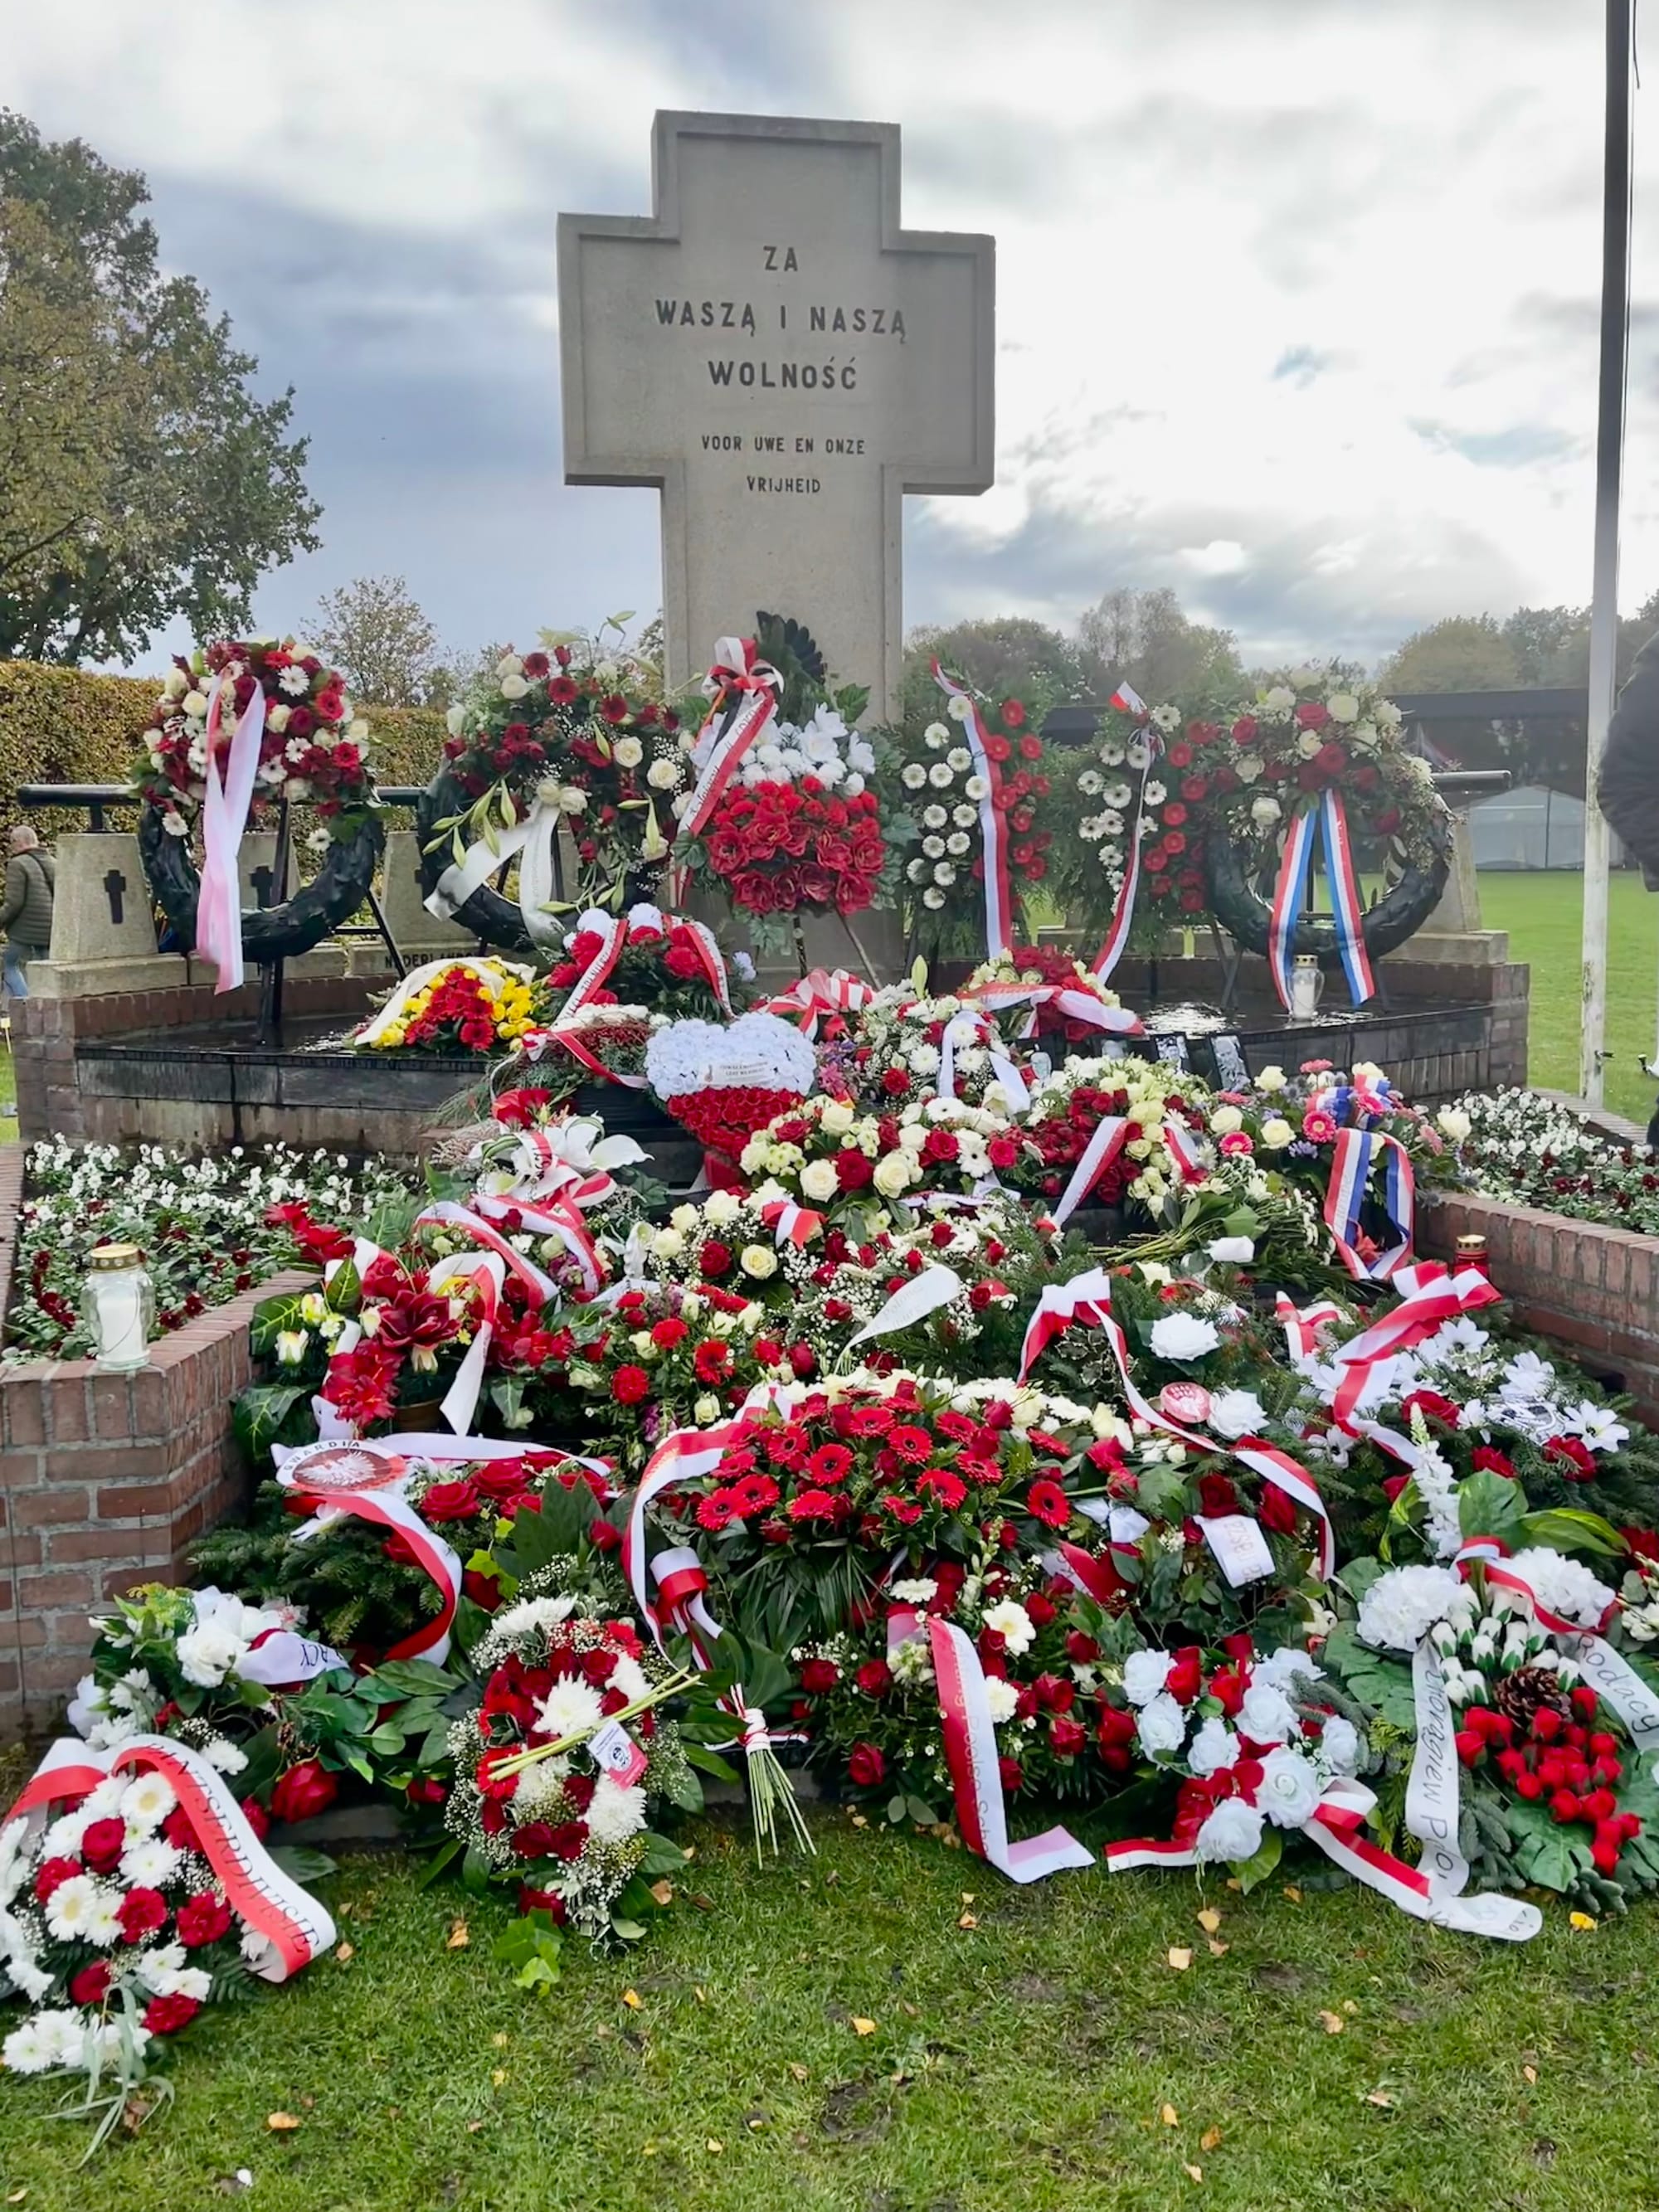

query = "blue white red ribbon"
[
  {"left": 1323, "top": 1125, "right": 1416, "bottom": 1282},
  {"left": 1267, "top": 790, "right": 1375, "bottom": 1012},
  {"left": 932, "top": 662, "right": 1013, "bottom": 960}
]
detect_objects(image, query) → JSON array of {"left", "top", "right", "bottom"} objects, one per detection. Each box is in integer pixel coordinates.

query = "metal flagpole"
[{"left": 1580, "top": 0, "right": 1634, "bottom": 1103}]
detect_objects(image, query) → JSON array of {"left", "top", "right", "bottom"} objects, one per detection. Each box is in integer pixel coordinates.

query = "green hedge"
[{"left": 0, "top": 659, "right": 445, "bottom": 842}]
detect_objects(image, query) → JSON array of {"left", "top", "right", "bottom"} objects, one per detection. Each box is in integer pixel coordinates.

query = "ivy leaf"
[{"left": 494, "top": 1911, "right": 563, "bottom": 1991}]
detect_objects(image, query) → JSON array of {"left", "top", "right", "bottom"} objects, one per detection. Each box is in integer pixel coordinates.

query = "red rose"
[
  {"left": 271, "top": 1759, "right": 338, "bottom": 1826},
  {"left": 1258, "top": 1484, "right": 1298, "bottom": 1535},
  {"left": 177, "top": 1890, "right": 233, "bottom": 1949},
  {"left": 463, "top": 1568, "right": 504, "bottom": 1611},
  {"left": 699, "top": 1240, "right": 732, "bottom": 1277},
  {"left": 848, "top": 1743, "right": 886, "bottom": 1787},
  {"left": 1165, "top": 1648, "right": 1204, "bottom": 1705},
  {"left": 998, "top": 1757, "right": 1024, "bottom": 1795},
  {"left": 80, "top": 1818, "right": 126, "bottom": 1874},
  {"left": 800, "top": 1658, "right": 840, "bottom": 1694},
  {"left": 117, "top": 1886, "right": 169, "bottom": 1945},
  {"left": 1295, "top": 701, "right": 1331, "bottom": 730},
  {"left": 421, "top": 1478, "right": 483, "bottom": 1522},
  {"left": 517, "top": 1886, "right": 569, "bottom": 1923},
  {"left": 1050, "top": 1716, "right": 1087, "bottom": 1757},
  {"left": 856, "top": 1658, "right": 893, "bottom": 1698},
  {"left": 612, "top": 1364, "right": 651, "bottom": 1405},
  {"left": 512, "top": 1821, "right": 558, "bottom": 1860},
  {"left": 836, "top": 1147, "right": 875, "bottom": 1190},
  {"left": 1472, "top": 1446, "right": 1517, "bottom": 1480},
  {"left": 143, "top": 1993, "right": 202, "bottom": 2037}
]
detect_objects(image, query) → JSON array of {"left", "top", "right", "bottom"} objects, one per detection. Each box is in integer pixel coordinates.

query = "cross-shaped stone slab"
[{"left": 558, "top": 112, "right": 995, "bottom": 720}]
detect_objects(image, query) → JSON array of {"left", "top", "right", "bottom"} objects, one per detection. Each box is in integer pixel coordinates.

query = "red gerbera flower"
[{"left": 1026, "top": 1478, "right": 1070, "bottom": 1527}]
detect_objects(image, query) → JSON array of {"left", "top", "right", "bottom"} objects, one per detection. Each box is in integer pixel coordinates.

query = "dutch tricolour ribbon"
[
  {"left": 1323, "top": 1125, "right": 1416, "bottom": 1283},
  {"left": 1090, "top": 681, "right": 1150, "bottom": 982},
  {"left": 932, "top": 661, "right": 1014, "bottom": 960},
  {"left": 7, "top": 1734, "right": 340, "bottom": 1976},
  {"left": 196, "top": 673, "right": 268, "bottom": 994},
  {"left": 1267, "top": 789, "right": 1375, "bottom": 1012},
  {"left": 1018, "top": 1266, "right": 1334, "bottom": 1577}
]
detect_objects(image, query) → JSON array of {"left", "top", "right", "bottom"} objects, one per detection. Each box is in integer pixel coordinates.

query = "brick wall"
[
  {"left": 0, "top": 1234, "right": 314, "bottom": 1740},
  {"left": 12, "top": 975, "right": 382, "bottom": 1150},
  {"left": 1421, "top": 1192, "right": 1659, "bottom": 1424}
]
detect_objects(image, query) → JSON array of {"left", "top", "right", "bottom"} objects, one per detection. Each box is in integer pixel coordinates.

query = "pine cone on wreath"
[{"left": 1491, "top": 1665, "right": 1571, "bottom": 1731}]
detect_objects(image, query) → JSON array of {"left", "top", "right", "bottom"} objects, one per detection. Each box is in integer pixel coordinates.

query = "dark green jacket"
[{"left": 0, "top": 850, "right": 55, "bottom": 950}]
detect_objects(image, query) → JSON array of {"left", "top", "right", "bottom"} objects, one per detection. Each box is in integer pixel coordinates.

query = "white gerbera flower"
[
  {"left": 43, "top": 1875, "right": 100, "bottom": 1943},
  {"left": 981, "top": 1600, "right": 1034, "bottom": 1655},
  {"left": 120, "top": 1772, "right": 178, "bottom": 1830}
]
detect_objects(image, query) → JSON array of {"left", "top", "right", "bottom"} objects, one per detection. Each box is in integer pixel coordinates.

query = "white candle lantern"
[{"left": 83, "top": 1242, "right": 155, "bottom": 1370}]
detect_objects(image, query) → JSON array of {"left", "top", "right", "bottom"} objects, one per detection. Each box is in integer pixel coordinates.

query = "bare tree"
[{"left": 311, "top": 574, "right": 443, "bottom": 706}]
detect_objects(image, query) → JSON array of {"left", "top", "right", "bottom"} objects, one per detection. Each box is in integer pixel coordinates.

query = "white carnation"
[
  {"left": 1355, "top": 1563, "right": 1467, "bottom": 1653},
  {"left": 585, "top": 1777, "right": 648, "bottom": 1845}
]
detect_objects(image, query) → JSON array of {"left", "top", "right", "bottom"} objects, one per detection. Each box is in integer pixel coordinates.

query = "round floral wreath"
[
  {"left": 1190, "top": 675, "right": 1452, "bottom": 965},
  {"left": 133, "top": 637, "right": 383, "bottom": 964}
]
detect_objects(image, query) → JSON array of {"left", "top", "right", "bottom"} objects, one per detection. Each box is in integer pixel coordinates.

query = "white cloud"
[{"left": 2, "top": 0, "right": 1654, "bottom": 667}]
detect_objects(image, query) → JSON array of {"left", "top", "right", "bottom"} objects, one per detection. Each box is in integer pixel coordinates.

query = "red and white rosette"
[
  {"left": 7, "top": 1733, "right": 338, "bottom": 1978},
  {"left": 273, "top": 1439, "right": 464, "bottom": 1664},
  {"left": 932, "top": 661, "right": 1014, "bottom": 960},
  {"left": 760, "top": 968, "right": 879, "bottom": 1038}
]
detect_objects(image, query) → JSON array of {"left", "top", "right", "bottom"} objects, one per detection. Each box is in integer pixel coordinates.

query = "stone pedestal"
[
  {"left": 23, "top": 834, "right": 186, "bottom": 999},
  {"left": 379, "top": 829, "right": 477, "bottom": 962},
  {"left": 1413, "top": 816, "right": 1509, "bottom": 966}
]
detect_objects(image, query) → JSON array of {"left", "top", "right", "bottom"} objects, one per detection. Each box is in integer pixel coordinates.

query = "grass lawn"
[
  {"left": 0, "top": 1804, "right": 1653, "bottom": 2212},
  {"left": 1477, "top": 869, "right": 1659, "bottom": 1125}
]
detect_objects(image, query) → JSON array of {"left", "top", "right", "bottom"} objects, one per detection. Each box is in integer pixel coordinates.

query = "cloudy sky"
[{"left": 4, "top": 0, "right": 1656, "bottom": 670}]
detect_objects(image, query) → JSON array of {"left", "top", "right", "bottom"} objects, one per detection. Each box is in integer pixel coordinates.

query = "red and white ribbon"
[
  {"left": 670, "top": 636, "right": 781, "bottom": 900},
  {"left": 937, "top": 1011, "right": 1031, "bottom": 1114},
  {"left": 1019, "top": 1266, "right": 1333, "bottom": 1576},
  {"left": 760, "top": 1198, "right": 823, "bottom": 1249},
  {"left": 1160, "top": 1116, "right": 1210, "bottom": 1186},
  {"left": 964, "top": 978, "right": 1144, "bottom": 1042},
  {"left": 927, "top": 1617, "right": 1093, "bottom": 1882},
  {"left": 844, "top": 1264, "right": 964, "bottom": 1349},
  {"left": 1052, "top": 1116, "right": 1130, "bottom": 1226},
  {"left": 9, "top": 1734, "right": 339, "bottom": 1976},
  {"left": 932, "top": 662, "right": 1014, "bottom": 960},
  {"left": 758, "top": 968, "right": 879, "bottom": 1038},
  {"left": 196, "top": 673, "right": 267, "bottom": 994},
  {"left": 1326, "top": 1262, "right": 1501, "bottom": 1427},
  {"left": 425, "top": 783, "right": 582, "bottom": 950},
  {"left": 470, "top": 1188, "right": 607, "bottom": 1294},
  {"left": 274, "top": 1440, "right": 464, "bottom": 1662}
]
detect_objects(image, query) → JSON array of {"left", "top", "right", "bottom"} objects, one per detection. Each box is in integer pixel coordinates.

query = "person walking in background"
[{"left": 0, "top": 824, "right": 55, "bottom": 999}]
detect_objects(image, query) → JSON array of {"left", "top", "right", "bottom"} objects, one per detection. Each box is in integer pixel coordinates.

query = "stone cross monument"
[{"left": 557, "top": 112, "right": 995, "bottom": 720}]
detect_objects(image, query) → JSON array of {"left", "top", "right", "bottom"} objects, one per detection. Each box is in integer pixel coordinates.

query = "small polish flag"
[{"left": 1108, "top": 683, "right": 1146, "bottom": 717}]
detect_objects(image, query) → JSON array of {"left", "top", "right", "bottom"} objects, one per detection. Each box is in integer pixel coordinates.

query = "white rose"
[
  {"left": 872, "top": 1155, "right": 913, "bottom": 1198},
  {"left": 1326, "top": 692, "right": 1360, "bottom": 723},
  {"left": 499, "top": 674, "right": 529, "bottom": 701},
  {"left": 739, "top": 1244, "right": 778, "bottom": 1281},
  {"left": 1237, "top": 1682, "right": 1297, "bottom": 1745},
  {"left": 1150, "top": 1314, "right": 1220, "bottom": 1363},
  {"left": 265, "top": 702, "right": 290, "bottom": 735},
  {"left": 1187, "top": 1717, "right": 1241, "bottom": 1777},
  {"left": 1209, "top": 1388, "right": 1267, "bottom": 1440},
  {"left": 1320, "top": 1716, "right": 1360, "bottom": 1775},
  {"left": 651, "top": 1227, "right": 685, "bottom": 1261},
  {"left": 445, "top": 704, "right": 466, "bottom": 736},
  {"left": 694, "top": 1394, "right": 722, "bottom": 1423},
  {"left": 1250, "top": 795, "right": 1282, "bottom": 829},
  {"left": 1436, "top": 1106, "right": 1472, "bottom": 1143},
  {"left": 1262, "top": 685, "right": 1295, "bottom": 714},
  {"left": 1258, "top": 1066, "right": 1288, "bottom": 1093},
  {"left": 1136, "top": 1691, "right": 1187, "bottom": 1756},
  {"left": 1121, "top": 1649, "right": 1175, "bottom": 1706},
  {"left": 1209, "top": 1106, "right": 1243, "bottom": 1135},
  {"left": 1205, "top": 1237, "right": 1255, "bottom": 1266},
  {"left": 704, "top": 1190, "right": 741, "bottom": 1228},
  {"left": 800, "top": 1159, "right": 839, "bottom": 1203},
  {"left": 647, "top": 759, "right": 680, "bottom": 790},
  {"left": 182, "top": 690, "right": 208, "bottom": 717},
  {"left": 495, "top": 653, "right": 525, "bottom": 678},
  {"left": 1194, "top": 1799, "right": 1265, "bottom": 1864},
  {"left": 613, "top": 737, "right": 644, "bottom": 769},
  {"left": 1259, "top": 1116, "right": 1294, "bottom": 1150},
  {"left": 820, "top": 1101, "right": 854, "bottom": 1136},
  {"left": 670, "top": 1203, "right": 700, "bottom": 1233},
  {"left": 1258, "top": 1746, "right": 1322, "bottom": 1828}
]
